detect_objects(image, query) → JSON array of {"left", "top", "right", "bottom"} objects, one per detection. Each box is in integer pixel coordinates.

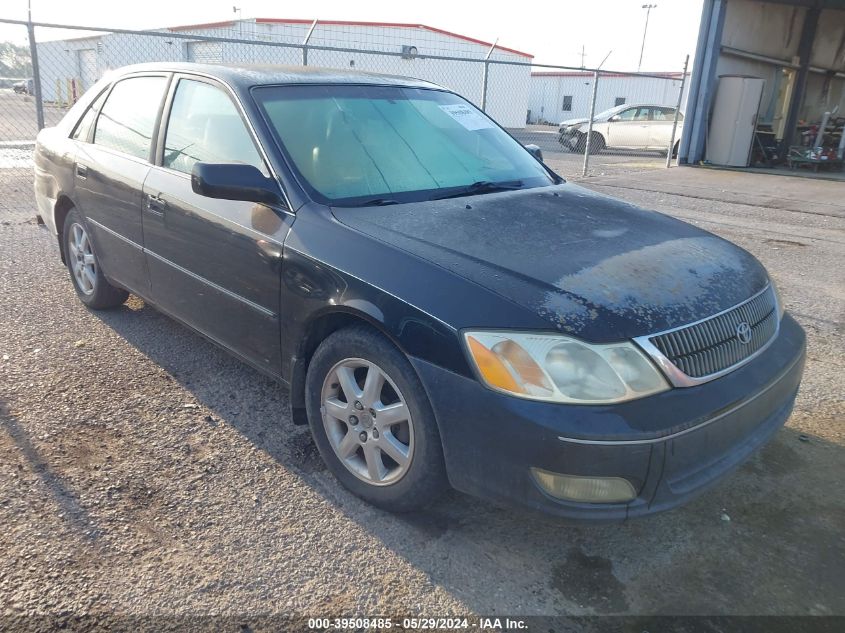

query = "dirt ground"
[{"left": 0, "top": 165, "right": 843, "bottom": 629}]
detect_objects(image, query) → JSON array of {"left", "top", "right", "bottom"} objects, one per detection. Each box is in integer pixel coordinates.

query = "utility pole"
[
  {"left": 580, "top": 45, "right": 586, "bottom": 68},
  {"left": 233, "top": 6, "right": 242, "bottom": 38},
  {"left": 638, "top": 4, "right": 657, "bottom": 72}
]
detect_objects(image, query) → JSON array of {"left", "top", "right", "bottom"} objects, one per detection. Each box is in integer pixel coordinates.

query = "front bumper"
[{"left": 411, "top": 314, "right": 806, "bottom": 521}]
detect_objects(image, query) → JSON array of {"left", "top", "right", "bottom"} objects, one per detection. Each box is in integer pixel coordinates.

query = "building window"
[
  {"left": 562, "top": 95, "right": 573, "bottom": 111},
  {"left": 614, "top": 97, "right": 626, "bottom": 107}
]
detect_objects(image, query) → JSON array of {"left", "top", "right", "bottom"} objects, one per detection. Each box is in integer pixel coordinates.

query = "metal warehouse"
[
  {"left": 681, "top": 0, "right": 845, "bottom": 176},
  {"left": 35, "top": 18, "right": 533, "bottom": 128},
  {"left": 528, "top": 71, "right": 691, "bottom": 124}
]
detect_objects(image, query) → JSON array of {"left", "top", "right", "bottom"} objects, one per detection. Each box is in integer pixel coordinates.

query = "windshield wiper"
[
  {"left": 431, "top": 180, "right": 524, "bottom": 201},
  {"left": 356, "top": 198, "right": 402, "bottom": 207}
]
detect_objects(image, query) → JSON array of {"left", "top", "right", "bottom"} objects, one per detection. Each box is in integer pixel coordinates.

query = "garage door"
[
  {"left": 78, "top": 49, "right": 97, "bottom": 90},
  {"left": 187, "top": 41, "right": 223, "bottom": 64}
]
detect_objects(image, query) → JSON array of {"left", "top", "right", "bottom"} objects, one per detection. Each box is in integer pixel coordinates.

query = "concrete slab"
[{"left": 578, "top": 165, "right": 845, "bottom": 219}]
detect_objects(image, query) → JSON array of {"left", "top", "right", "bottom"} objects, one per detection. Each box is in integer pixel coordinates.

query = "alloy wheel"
[
  {"left": 68, "top": 223, "right": 96, "bottom": 295},
  {"left": 320, "top": 358, "right": 414, "bottom": 486}
]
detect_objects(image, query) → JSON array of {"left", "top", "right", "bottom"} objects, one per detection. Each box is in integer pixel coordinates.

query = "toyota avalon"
[{"left": 33, "top": 63, "right": 805, "bottom": 520}]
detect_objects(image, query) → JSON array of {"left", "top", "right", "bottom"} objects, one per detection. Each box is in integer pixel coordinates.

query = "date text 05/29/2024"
[{"left": 307, "top": 617, "right": 528, "bottom": 630}]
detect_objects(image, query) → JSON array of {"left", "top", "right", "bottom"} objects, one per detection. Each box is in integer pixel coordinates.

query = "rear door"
[
  {"left": 648, "top": 107, "right": 682, "bottom": 149},
  {"left": 74, "top": 73, "right": 170, "bottom": 295},
  {"left": 606, "top": 106, "right": 651, "bottom": 149},
  {"left": 142, "top": 75, "right": 291, "bottom": 375}
]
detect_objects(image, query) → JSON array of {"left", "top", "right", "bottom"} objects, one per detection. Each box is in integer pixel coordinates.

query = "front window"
[
  {"left": 592, "top": 105, "right": 628, "bottom": 120},
  {"left": 254, "top": 85, "right": 554, "bottom": 205},
  {"left": 162, "top": 78, "right": 265, "bottom": 175},
  {"left": 615, "top": 107, "right": 650, "bottom": 122}
]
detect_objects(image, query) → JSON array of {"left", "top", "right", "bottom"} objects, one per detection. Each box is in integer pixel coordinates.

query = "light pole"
[{"left": 638, "top": 4, "right": 657, "bottom": 72}]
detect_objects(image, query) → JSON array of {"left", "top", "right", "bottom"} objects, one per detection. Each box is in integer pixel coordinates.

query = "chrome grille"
[{"left": 648, "top": 286, "right": 778, "bottom": 379}]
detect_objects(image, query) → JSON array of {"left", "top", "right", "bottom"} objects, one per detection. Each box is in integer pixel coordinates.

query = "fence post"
[
  {"left": 302, "top": 19, "right": 318, "bottom": 66},
  {"left": 480, "top": 38, "right": 498, "bottom": 112},
  {"left": 582, "top": 70, "right": 600, "bottom": 177},
  {"left": 481, "top": 61, "right": 488, "bottom": 111},
  {"left": 666, "top": 55, "right": 690, "bottom": 168},
  {"left": 27, "top": 20, "right": 45, "bottom": 131}
]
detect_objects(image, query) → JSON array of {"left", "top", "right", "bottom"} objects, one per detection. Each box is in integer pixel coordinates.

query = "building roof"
[
  {"left": 531, "top": 71, "right": 686, "bottom": 78},
  {"left": 167, "top": 18, "right": 533, "bottom": 58}
]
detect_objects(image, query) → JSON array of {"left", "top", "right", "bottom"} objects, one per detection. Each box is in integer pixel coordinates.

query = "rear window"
[
  {"left": 71, "top": 89, "right": 108, "bottom": 142},
  {"left": 93, "top": 76, "right": 167, "bottom": 160}
]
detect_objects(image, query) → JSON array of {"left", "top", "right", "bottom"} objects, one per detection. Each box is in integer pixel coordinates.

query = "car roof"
[{"left": 111, "top": 62, "right": 445, "bottom": 91}]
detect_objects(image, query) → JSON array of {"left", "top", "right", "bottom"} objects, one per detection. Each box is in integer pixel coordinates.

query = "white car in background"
[{"left": 559, "top": 104, "right": 683, "bottom": 154}]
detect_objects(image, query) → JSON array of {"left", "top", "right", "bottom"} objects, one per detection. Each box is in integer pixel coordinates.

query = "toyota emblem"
[{"left": 736, "top": 322, "right": 752, "bottom": 345}]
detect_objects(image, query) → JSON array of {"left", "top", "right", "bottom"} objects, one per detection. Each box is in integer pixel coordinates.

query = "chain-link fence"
[{"left": 0, "top": 17, "right": 689, "bottom": 218}]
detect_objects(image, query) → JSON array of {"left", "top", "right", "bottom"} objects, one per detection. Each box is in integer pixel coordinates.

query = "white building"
[
  {"left": 36, "top": 18, "right": 533, "bottom": 128},
  {"left": 528, "top": 71, "right": 691, "bottom": 125}
]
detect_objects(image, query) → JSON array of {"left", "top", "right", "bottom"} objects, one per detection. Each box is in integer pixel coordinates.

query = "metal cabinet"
[{"left": 706, "top": 75, "right": 765, "bottom": 167}]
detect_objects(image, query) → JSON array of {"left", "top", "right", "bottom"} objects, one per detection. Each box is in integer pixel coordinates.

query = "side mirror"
[
  {"left": 524, "top": 144, "right": 544, "bottom": 162},
  {"left": 191, "top": 162, "right": 284, "bottom": 207}
]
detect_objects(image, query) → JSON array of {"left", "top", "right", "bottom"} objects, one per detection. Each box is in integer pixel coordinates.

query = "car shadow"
[{"left": 87, "top": 298, "right": 845, "bottom": 617}]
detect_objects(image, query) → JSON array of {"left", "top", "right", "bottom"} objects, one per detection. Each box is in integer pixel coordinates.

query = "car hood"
[
  {"left": 332, "top": 184, "right": 769, "bottom": 341},
  {"left": 560, "top": 117, "right": 589, "bottom": 127}
]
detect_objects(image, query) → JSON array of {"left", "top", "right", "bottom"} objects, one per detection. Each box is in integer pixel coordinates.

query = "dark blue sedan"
[{"left": 34, "top": 63, "right": 805, "bottom": 520}]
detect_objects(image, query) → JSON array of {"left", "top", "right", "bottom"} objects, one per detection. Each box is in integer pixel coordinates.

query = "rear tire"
[
  {"left": 63, "top": 208, "right": 128, "bottom": 310},
  {"left": 305, "top": 325, "right": 448, "bottom": 512}
]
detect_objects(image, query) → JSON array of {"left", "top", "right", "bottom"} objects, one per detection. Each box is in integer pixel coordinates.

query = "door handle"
[
  {"left": 75, "top": 164, "right": 88, "bottom": 179},
  {"left": 147, "top": 194, "right": 167, "bottom": 215}
]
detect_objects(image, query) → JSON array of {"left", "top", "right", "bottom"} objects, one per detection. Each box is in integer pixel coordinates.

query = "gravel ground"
[{"left": 1, "top": 166, "right": 843, "bottom": 629}]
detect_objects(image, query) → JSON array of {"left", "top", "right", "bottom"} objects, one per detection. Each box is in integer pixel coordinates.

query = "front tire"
[
  {"left": 574, "top": 132, "right": 605, "bottom": 154},
  {"left": 63, "top": 208, "right": 128, "bottom": 309},
  {"left": 305, "top": 325, "right": 448, "bottom": 512}
]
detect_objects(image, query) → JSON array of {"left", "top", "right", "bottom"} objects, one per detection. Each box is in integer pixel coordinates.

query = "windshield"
[{"left": 254, "top": 84, "right": 555, "bottom": 205}]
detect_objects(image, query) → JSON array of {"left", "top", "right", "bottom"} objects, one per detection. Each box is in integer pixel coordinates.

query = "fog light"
[{"left": 531, "top": 468, "right": 637, "bottom": 503}]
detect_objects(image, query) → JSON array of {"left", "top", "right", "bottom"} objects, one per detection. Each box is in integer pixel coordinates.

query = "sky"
[{"left": 0, "top": 0, "right": 703, "bottom": 72}]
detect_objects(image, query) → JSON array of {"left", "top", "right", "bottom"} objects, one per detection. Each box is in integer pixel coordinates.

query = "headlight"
[{"left": 463, "top": 331, "right": 670, "bottom": 404}]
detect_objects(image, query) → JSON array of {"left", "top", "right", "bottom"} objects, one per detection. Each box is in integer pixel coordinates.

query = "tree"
[{"left": 0, "top": 41, "right": 33, "bottom": 78}]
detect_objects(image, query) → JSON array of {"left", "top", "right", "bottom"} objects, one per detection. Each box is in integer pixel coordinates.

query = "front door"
[
  {"left": 142, "top": 76, "right": 291, "bottom": 376},
  {"left": 606, "top": 106, "right": 651, "bottom": 149}
]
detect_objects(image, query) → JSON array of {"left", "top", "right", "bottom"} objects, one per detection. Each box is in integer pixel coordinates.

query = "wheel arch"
[
  {"left": 54, "top": 194, "right": 76, "bottom": 264},
  {"left": 590, "top": 130, "right": 607, "bottom": 151},
  {"left": 288, "top": 306, "right": 408, "bottom": 425}
]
